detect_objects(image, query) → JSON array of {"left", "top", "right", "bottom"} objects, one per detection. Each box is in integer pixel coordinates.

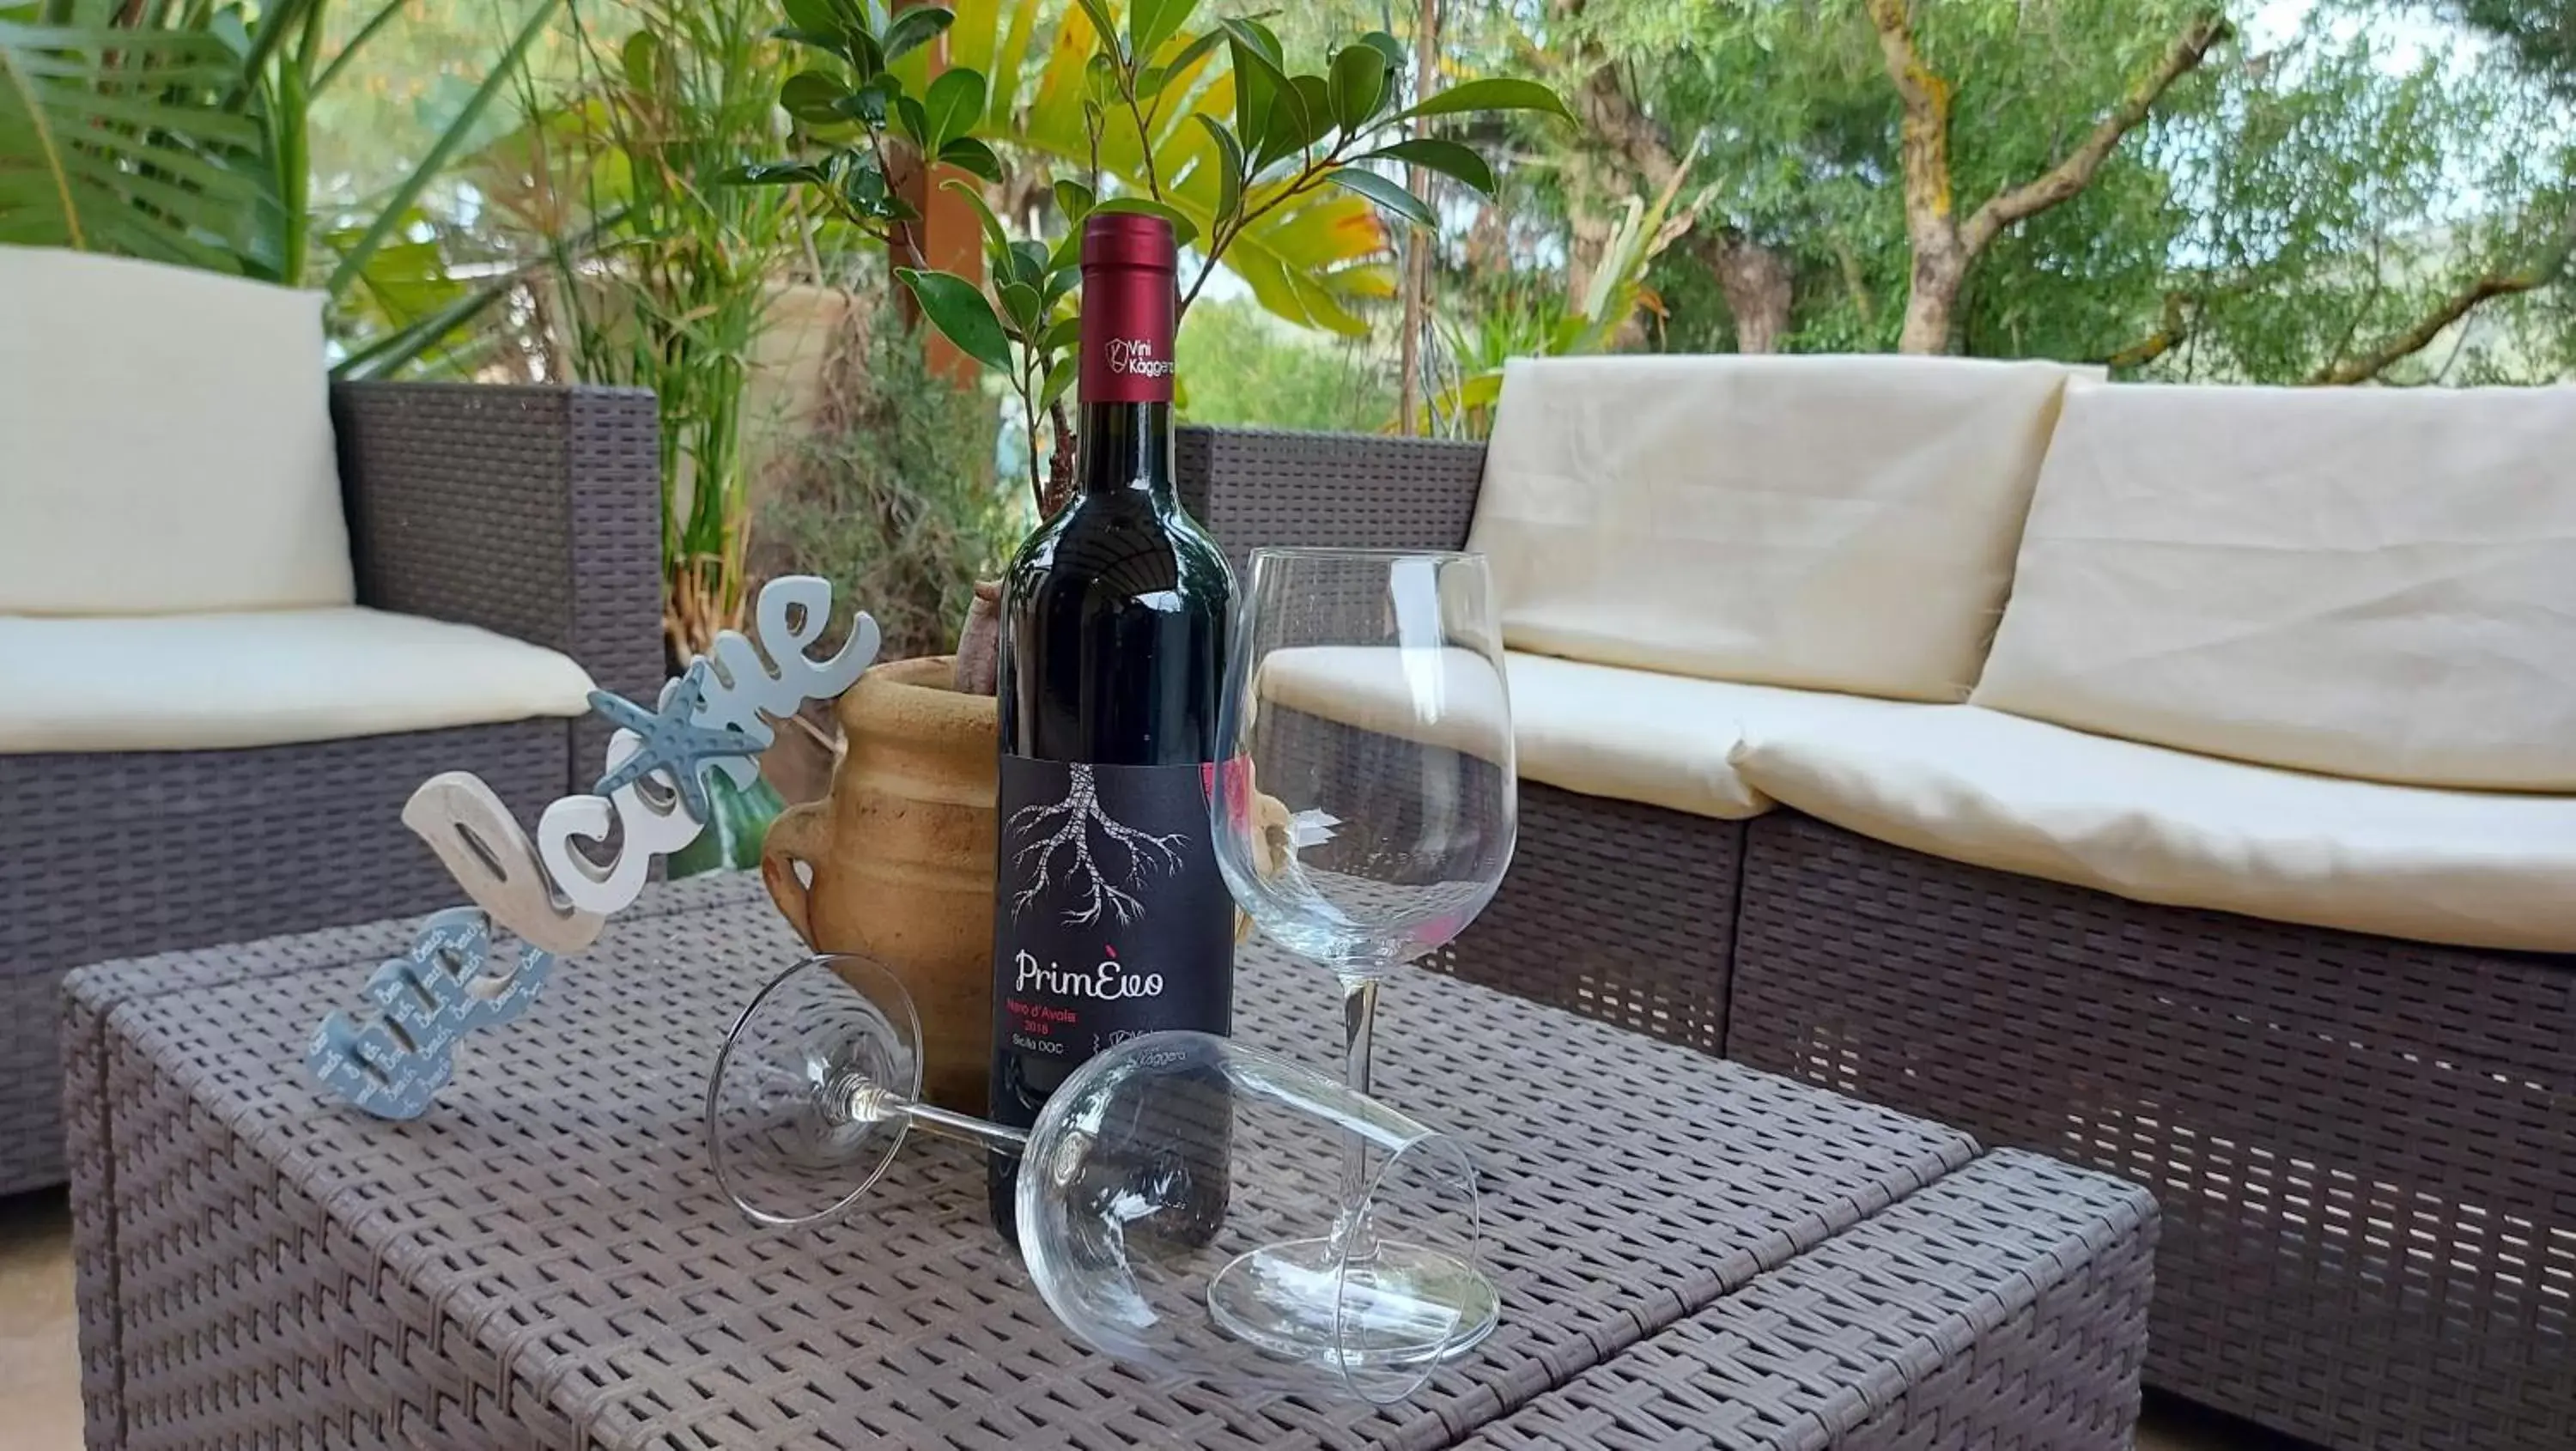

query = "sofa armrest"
[
  {"left": 331, "top": 381, "right": 664, "bottom": 726},
  {"left": 1176, "top": 426, "right": 1487, "bottom": 562}
]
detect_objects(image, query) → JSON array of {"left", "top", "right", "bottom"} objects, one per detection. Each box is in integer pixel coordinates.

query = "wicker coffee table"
[{"left": 64, "top": 875, "right": 2155, "bottom": 1449}]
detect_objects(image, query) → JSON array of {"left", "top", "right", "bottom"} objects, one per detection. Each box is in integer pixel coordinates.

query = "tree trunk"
[
  {"left": 1705, "top": 231, "right": 1793, "bottom": 353},
  {"left": 1899, "top": 245, "right": 1965, "bottom": 354},
  {"left": 1866, "top": 1, "right": 2227, "bottom": 356}
]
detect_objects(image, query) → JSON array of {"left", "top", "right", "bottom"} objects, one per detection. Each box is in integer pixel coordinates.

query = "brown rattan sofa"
[
  {"left": 1178, "top": 424, "right": 2575, "bottom": 1451},
  {"left": 0, "top": 381, "right": 661, "bottom": 1196}
]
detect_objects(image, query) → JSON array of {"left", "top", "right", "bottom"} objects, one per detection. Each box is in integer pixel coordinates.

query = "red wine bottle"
[{"left": 987, "top": 214, "right": 1236, "bottom": 1240}]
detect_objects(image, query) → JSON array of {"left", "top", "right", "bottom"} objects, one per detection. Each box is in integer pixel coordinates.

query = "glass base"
[
  {"left": 707, "top": 956, "right": 922, "bottom": 1228},
  {"left": 1205, "top": 1235, "right": 1499, "bottom": 1374}
]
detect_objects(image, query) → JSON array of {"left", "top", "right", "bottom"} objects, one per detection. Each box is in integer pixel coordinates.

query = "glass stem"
[
  {"left": 1340, "top": 971, "right": 1380, "bottom": 1101},
  {"left": 909, "top": 1101, "right": 1031, "bottom": 1156},
  {"left": 1334, "top": 969, "right": 1383, "bottom": 1254},
  {"left": 837, "top": 1078, "right": 1029, "bottom": 1156}
]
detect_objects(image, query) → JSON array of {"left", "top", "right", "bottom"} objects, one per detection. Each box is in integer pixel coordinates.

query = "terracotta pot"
[{"left": 761, "top": 656, "right": 997, "bottom": 1113}]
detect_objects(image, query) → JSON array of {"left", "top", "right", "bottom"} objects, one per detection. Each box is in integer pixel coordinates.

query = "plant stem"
[
  {"left": 1181, "top": 142, "right": 1351, "bottom": 316},
  {"left": 1121, "top": 76, "right": 1163, "bottom": 199},
  {"left": 1015, "top": 362, "right": 1044, "bottom": 514}
]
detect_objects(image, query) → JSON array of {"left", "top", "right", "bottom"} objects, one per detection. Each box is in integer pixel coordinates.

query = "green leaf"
[
  {"left": 1285, "top": 74, "right": 1332, "bottom": 151},
  {"left": 845, "top": 158, "right": 895, "bottom": 213},
  {"left": 1092, "top": 194, "right": 1199, "bottom": 248},
  {"left": 896, "top": 94, "right": 930, "bottom": 146},
  {"left": 1325, "top": 167, "right": 1436, "bottom": 230},
  {"left": 1042, "top": 313, "right": 1084, "bottom": 354},
  {"left": 896, "top": 268, "right": 1015, "bottom": 370},
  {"left": 1084, "top": 51, "right": 1118, "bottom": 105},
  {"left": 0, "top": 20, "right": 267, "bottom": 264},
  {"left": 1357, "top": 30, "right": 1406, "bottom": 70},
  {"left": 1054, "top": 178, "right": 1096, "bottom": 224},
  {"left": 1049, "top": 227, "right": 1084, "bottom": 272},
  {"left": 769, "top": 25, "right": 849, "bottom": 53},
  {"left": 1392, "top": 76, "right": 1572, "bottom": 125},
  {"left": 999, "top": 279, "right": 1045, "bottom": 333},
  {"left": 224, "top": 0, "right": 317, "bottom": 106},
  {"left": 923, "top": 66, "right": 988, "bottom": 151},
  {"left": 1221, "top": 21, "right": 1281, "bottom": 155},
  {"left": 1328, "top": 42, "right": 1391, "bottom": 131},
  {"left": 1072, "top": 0, "right": 1121, "bottom": 60},
  {"left": 844, "top": 23, "right": 885, "bottom": 79},
  {"left": 1194, "top": 114, "right": 1244, "bottom": 229},
  {"left": 781, "top": 70, "right": 848, "bottom": 124},
  {"left": 1358, "top": 137, "right": 1495, "bottom": 195},
  {"left": 1158, "top": 28, "right": 1225, "bottom": 86},
  {"left": 621, "top": 31, "right": 663, "bottom": 93},
  {"left": 1008, "top": 239, "right": 1051, "bottom": 285},
  {"left": 939, "top": 135, "right": 1004, "bottom": 181},
  {"left": 782, "top": 0, "right": 847, "bottom": 39},
  {"left": 1130, "top": 0, "right": 1198, "bottom": 66},
  {"left": 1230, "top": 16, "right": 1285, "bottom": 66},
  {"left": 839, "top": 71, "right": 901, "bottom": 125},
  {"left": 882, "top": 4, "right": 954, "bottom": 63},
  {"left": 976, "top": 0, "right": 1393, "bottom": 338},
  {"left": 325, "top": 0, "right": 562, "bottom": 301},
  {"left": 1042, "top": 355, "right": 1079, "bottom": 409},
  {"left": 333, "top": 265, "right": 524, "bottom": 381},
  {"left": 942, "top": 175, "right": 1012, "bottom": 256},
  {"left": 720, "top": 161, "right": 832, "bottom": 186}
]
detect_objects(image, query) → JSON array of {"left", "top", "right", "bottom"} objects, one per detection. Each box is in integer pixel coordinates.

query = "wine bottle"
[{"left": 987, "top": 213, "right": 1236, "bottom": 1241}]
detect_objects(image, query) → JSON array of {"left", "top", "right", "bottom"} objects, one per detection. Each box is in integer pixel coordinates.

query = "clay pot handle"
[{"left": 760, "top": 802, "right": 832, "bottom": 948}]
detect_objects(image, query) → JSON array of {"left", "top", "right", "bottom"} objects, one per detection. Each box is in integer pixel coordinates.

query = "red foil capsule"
[{"left": 1078, "top": 213, "right": 1179, "bottom": 405}]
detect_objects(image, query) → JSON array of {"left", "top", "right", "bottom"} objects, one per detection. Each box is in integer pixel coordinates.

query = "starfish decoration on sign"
[{"left": 587, "top": 661, "right": 762, "bottom": 824}]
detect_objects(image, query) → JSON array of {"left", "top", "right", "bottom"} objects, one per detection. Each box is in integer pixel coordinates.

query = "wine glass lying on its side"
[{"left": 706, "top": 953, "right": 1488, "bottom": 1405}]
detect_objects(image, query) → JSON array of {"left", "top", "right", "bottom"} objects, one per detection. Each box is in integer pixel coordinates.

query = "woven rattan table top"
[{"left": 68, "top": 874, "right": 2139, "bottom": 1449}]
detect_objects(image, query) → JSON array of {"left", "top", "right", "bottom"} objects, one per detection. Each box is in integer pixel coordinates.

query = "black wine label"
[{"left": 990, "top": 756, "right": 1236, "bottom": 1118}]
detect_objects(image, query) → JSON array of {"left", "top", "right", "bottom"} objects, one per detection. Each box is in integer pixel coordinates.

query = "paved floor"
[
  {"left": 1, "top": 1186, "right": 2290, "bottom": 1448},
  {"left": 2, "top": 1191, "right": 82, "bottom": 1451}
]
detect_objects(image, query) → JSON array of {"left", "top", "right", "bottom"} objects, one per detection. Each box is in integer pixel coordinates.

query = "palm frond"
[{"left": 0, "top": 17, "right": 263, "bottom": 266}]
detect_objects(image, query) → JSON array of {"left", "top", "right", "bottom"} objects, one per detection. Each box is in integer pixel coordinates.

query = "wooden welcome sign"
[{"left": 307, "top": 577, "right": 878, "bottom": 1120}]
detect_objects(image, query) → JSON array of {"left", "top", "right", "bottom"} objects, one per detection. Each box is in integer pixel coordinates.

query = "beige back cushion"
[
  {"left": 0, "top": 246, "right": 354, "bottom": 615},
  {"left": 1973, "top": 380, "right": 2576, "bottom": 791},
  {"left": 1467, "top": 355, "right": 2087, "bottom": 701}
]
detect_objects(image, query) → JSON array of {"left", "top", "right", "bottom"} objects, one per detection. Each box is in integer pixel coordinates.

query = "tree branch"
[
  {"left": 1961, "top": 13, "right": 2228, "bottom": 254},
  {"left": 1571, "top": 60, "right": 1687, "bottom": 196},
  {"left": 2096, "top": 290, "right": 2194, "bottom": 369},
  {"left": 2308, "top": 225, "right": 2576, "bottom": 385}
]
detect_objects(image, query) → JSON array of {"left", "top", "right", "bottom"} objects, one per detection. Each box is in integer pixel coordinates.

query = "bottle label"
[{"left": 991, "top": 756, "right": 1235, "bottom": 1108}]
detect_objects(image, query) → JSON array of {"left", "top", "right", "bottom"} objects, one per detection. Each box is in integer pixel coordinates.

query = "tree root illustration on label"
[{"left": 1007, "top": 764, "right": 1186, "bottom": 926}]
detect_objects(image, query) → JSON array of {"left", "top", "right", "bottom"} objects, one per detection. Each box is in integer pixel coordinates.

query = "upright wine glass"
[
  {"left": 1206, "top": 547, "right": 1517, "bottom": 1356},
  {"left": 706, "top": 952, "right": 1486, "bottom": 1403}
]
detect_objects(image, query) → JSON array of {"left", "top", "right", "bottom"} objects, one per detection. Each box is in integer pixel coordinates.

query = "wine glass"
[
  {"left": 1206, "top": 547, "right": 1516, "bottom": 1357},
  {"left": 707, "top": 953, "right": 1486, "bottom": 1403}
]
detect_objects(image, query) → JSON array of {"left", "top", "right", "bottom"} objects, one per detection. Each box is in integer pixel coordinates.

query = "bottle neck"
[{"left": 1076, "top": 400, "right": 1174, "bottom": 500}]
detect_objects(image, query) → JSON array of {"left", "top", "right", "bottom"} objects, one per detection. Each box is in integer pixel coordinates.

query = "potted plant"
[{"left": 736, "top": 0, "right": 1564, "bottom": 1108}]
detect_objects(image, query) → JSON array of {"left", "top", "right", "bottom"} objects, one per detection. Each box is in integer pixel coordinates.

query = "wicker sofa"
[
  {"left": 0, "top": 379, "right": 661, "bottom": 1196},
  {"left": 1177, "top": 421, "right": 2576, "bottom": 1451}
]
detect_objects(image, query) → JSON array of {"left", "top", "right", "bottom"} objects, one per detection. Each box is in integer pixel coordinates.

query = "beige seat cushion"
[
  {"left": 1974, "top": 379, "right": 2576, "bottom": 791},
  {"left": 1728, "top": 705, "right": 2576, "bottom": 953},
  {"left": 0, "top": 608, "right": 595, "bottom": 754},
  {"left": 1258, "top": 647, "right": 1929, "bottom": 821},
  {"left": 1468, "top": 355, "right": 2087, "bottom": 701},
  {"left": 0, "top": 246, "right": 354, "bottom": 616}
]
